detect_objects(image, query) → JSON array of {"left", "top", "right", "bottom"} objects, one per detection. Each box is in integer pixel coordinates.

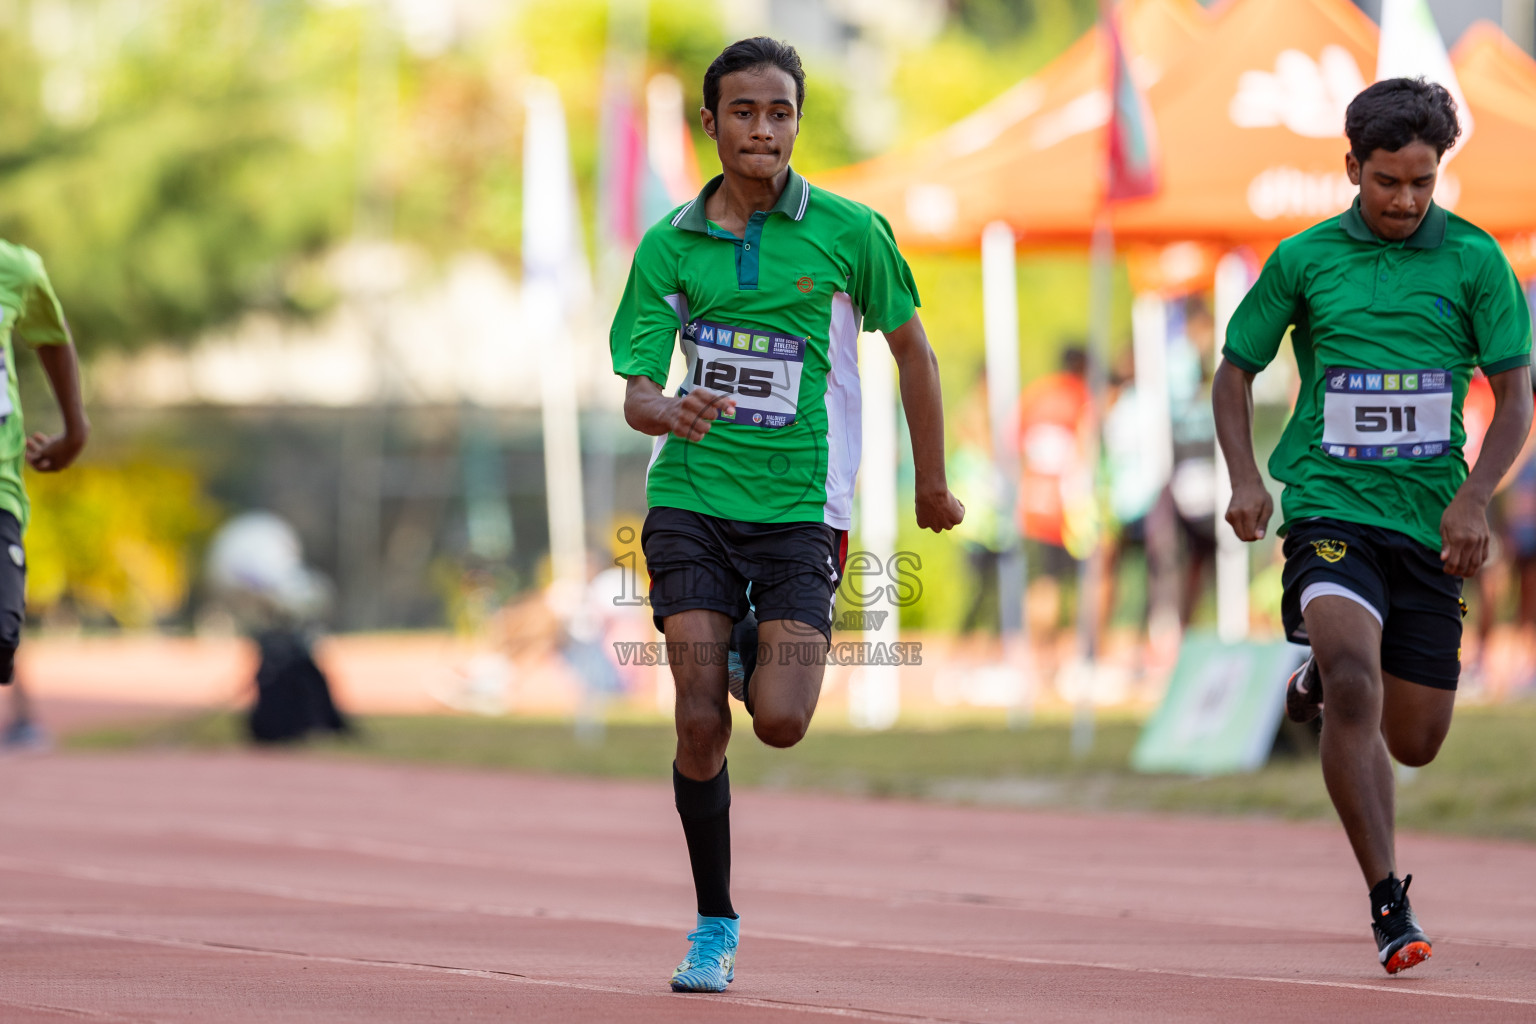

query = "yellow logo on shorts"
[{"left": 1311, "top": 539, "right": 1347, "bottom": 563}]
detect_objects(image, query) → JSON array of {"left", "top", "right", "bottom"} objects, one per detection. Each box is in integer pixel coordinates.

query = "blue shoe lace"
[{"left": 672, "top": 920, "right": 736, "bottom": 990}]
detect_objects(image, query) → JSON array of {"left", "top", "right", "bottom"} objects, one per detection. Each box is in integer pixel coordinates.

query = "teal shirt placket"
[
  {"left": 705, "top": 211, "right": 768, "bottom": 291},
  {"left": 680, "top": 169, "right": 809, "bottom": 293}
]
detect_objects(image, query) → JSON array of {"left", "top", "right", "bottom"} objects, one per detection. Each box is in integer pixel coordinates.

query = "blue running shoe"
[{"left": 670, "top": 914, "right": 738, "bottom": 992}]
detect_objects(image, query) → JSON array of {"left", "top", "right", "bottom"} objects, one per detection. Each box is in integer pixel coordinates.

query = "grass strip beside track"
[{"left": 66, "top": 704, "right": 1536, "bottom": 842}]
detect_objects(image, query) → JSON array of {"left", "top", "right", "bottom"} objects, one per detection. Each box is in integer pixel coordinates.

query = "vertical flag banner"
[
  {"left": 1104, "top": 5, "right": 1160, "bottom": 202},
  {"left": 644, "top": 73, "right": 703, "bottom": 226},
  {"left": 524, "top": 80, "right": 591, "bottom": 601},
  {"left": 600, "top": 73, "right": 703, "bottom": 253},
  {"left": 598, "top": 91, "right": 646, "bottom": 252},
  {"left": 1377, "top": 0, "right": 1473, "bottom": 161}
]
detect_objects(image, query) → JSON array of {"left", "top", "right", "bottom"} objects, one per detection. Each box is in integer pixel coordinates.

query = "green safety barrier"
[{"left": 1131, "top": 633, "right": 1306, "bottom": 775}]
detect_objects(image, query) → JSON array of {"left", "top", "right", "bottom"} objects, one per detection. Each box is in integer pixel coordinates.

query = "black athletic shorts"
[
  {"left": 1280, "top": 517, "right": 1464, "bottom": 690},
  {"left": 641, "top": 506, "right": 848, "bottom": 640}
]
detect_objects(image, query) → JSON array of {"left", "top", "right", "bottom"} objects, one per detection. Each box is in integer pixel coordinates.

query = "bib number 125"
[{"left": 692, "top": 358, "right": 774, "bottom": 400}]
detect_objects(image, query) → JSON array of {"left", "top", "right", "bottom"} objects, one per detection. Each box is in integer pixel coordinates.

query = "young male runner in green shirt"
[
  {"left": 1214, "top": 79, "right": 1533, "bottom": 974},
  {"left": 0, "top": 242, "right": 90, "bottom": 708},
  {"left": 610, "top": 37, "right": 963, "bottom": 992}
]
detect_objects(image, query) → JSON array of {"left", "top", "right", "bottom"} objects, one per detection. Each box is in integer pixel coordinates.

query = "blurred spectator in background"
[
  {"left": 1462, "top": 371, "right": 1500, "bottom": 690},
  {"left": 551, "top": 551, "right": 650, "bottom": 742},
  {"left": 1100, "top": 348, "right": 1165, "bottom": 640},
  {"left": 206, "top": 512, "right": 349, "bottom": 744},
  {"left": 951, "top": 375, "right": 1010, "bottom": 635},
  {"left": 1502, "top": 451, "right": 1536, "bottom": 692},
  {"left": 1016, "top": 346, "right": 1092, "bottom": 662},
  {"left": 1166, "top": 299, "right": 1218, "bottom": 625},
  {"left": 460, "top": 546, "right": 650, "bottom": 727}
]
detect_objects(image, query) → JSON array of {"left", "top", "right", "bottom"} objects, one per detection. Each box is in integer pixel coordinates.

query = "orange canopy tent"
[
  {"left": 1452, "top": 23, "right": 1536, "bottom": 278},
  {"left": 819, "top": 0, "right": 1536, "bottom": 267},
  {"left": 813, "top": 0, "right": 1209, "bottom": 250},
  {"left": 1109, "top": 0, "right": 1375, "bottom": 244}
]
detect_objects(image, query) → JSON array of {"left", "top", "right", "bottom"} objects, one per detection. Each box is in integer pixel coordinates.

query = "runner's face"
[
  {"left": 1346, "top": 140, "right": 1439, "bottom": 241},
  {"left": 702, "top": 66, "right": 799, "bottom": 181}
]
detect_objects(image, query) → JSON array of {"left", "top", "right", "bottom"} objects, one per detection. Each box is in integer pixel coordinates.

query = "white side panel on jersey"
[
  {"left": 647, "top": 293, "right": 690, "bottom": 480},
  {"left": 821, "top": 291, "right": 863, "bottom": 530}
]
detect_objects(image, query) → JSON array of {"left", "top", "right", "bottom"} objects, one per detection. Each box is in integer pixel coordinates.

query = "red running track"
[{"left": 1, "top": 751, "right": 1534, "bottom": 1022}]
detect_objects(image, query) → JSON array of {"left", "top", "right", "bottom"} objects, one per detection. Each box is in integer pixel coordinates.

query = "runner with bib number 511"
[
  {"left": 1214, "top": 78, "right": 1533, "bottom": 975},
  {"left": 609, "top": 37, "right": 963, "bottom": 995}
]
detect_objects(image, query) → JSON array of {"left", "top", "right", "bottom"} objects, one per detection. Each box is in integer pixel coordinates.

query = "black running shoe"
[
  {"left": 1371, "top": 874, "right": 1432, "bottom": 975},
  {"left": 1285, "top": 654, "right": 1323, "bottom": 724},
  {"left": 727, "top": 609, "right": 758, "bottom": 716}
]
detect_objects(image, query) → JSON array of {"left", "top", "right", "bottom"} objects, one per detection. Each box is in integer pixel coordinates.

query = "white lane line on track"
[
  {"left": 0, "top": 995, "right": 148, "bottom": 1023},
  {"left": 3, "top": 857, "right": 1534, "bottom": 1008},
  {"left": 5, "top": 815, "right": 1532, "bottom": 954},
  {"left": 0, "top": 918, "right": 980, "bottom": 1024}
]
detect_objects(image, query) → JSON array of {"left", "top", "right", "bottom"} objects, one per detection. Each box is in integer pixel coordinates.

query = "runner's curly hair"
[
  {"left": 703, "top": 37, "right": 805, "bottom": 118},
  {"left": 1345, "top": 77, "right": 1461, "bottom": 163}
]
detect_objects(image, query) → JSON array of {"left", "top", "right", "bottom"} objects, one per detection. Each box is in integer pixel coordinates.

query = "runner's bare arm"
[
  {"left": 1212, "top": 358, "right": 1273, "bottom": 542},
  {"left": 622, "top": 374, "right": 736, "bottom": 443},
  {"left": 1441, "top": 365, "right": 1535, "bottom": 577},
  {"left": 25, "top": 329, "right": 88, "bottom": 473},
  {"left": 884, "top": 313, "right": 964, "bottom": 533},
  {"left": 1489, "top": 369, "right": 1536, "bottom": 496}
]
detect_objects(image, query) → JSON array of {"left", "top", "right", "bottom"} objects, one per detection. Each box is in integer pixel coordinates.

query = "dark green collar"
[
  {"left": 1339, "top": 195, "right": 1446, "bottom": 249},
  {"left": 670, "top": 168, "right": 810, "bottom": 233}
]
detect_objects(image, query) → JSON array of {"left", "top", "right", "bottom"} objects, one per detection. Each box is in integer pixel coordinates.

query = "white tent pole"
[
  {"left": 524, "top": 81, "right": 588, "bottom": 605},
  {"left": 1214, "top": 252, "right": 1253, "bottom": 643},
  {"left": 981, "top": 221, "right": 1029, "bottom": 715},
  {"left": 851, "top": 332, "right": 901, "bottom": 730}
]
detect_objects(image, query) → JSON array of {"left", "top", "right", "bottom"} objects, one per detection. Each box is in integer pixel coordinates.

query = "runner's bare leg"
[
  {"left": 1304, "top": 595, "right": 1395, "bottom": 887},
  {"left": 667, "top": 609, "right": 733, "bottom": 781},
  {"left": 750, "top": 618, "right": 827, "bottom": 748}
]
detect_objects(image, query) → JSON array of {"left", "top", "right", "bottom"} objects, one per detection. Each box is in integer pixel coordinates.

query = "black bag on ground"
[{"left": 247, "top": 628, "right": 350, "bottom": 744}]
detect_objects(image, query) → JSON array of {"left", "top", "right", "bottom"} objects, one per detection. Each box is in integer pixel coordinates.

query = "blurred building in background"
[
  {"left": 8, "top": 0, "right": 1536, "bottom": 645},
  {"left": 1351, "top": 0, "right": 1536, "bottom": 53}
]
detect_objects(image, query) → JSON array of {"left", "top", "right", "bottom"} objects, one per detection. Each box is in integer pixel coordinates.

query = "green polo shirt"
[
  {"left": 1224, "top": 198, "right": 1532, "bottom": 551},
  {"left": 0, "top": 243, "right": 69, "bottom": 531},
  {"left": 610, "top": 168, "right": 920, "bottom": 528}
]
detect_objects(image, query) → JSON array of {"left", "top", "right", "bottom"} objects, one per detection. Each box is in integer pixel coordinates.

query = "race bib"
[
  {"left": 1320, "top": 367, "right": 1452, "bottom": 461},
  {"left": 680, "top": 319, "right": 804, "bottom": 428}
]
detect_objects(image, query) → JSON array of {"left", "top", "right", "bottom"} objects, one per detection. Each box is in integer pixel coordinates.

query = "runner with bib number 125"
[
  {"left": 609, "top": 36, "right": 964, "bottom": 995},
  {"left": 1213, "top": 78, "right": 1533, "bottom": 975}
]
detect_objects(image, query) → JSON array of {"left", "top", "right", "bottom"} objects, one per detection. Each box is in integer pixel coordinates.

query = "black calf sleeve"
[{"left": 674, "top": 759, "right": 735, "bottom": 920}]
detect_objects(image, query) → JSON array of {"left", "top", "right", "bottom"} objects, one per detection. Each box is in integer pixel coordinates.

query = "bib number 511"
[
  {"left": 1355, "top": 406, "right": 1417, "bottom": 433},
  {"left": 692, "top": 359, "right": 774, "bottom": 399}
]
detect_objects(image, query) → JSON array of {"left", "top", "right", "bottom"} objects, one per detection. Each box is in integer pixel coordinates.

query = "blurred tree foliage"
[
  {"left": 0, "top": 0, "right": 1120, "bottom": 358},
  {"left": 947, "top": 0, "right": 1096, "bottom": 46},
  {"left": 0, "top": 0, "right": 360, "bottom": 354},
  {"left": 25, "top": 461, "right": 220, "bottom": 627}
]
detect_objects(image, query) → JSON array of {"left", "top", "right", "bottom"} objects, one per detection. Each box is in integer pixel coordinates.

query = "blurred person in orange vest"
[{"left": 1016, "top": 346, "right": 1092, "bottom": 662}]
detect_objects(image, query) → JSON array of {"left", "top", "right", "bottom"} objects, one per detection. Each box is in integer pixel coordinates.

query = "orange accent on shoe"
[{"left": 1384, "top": 941, "right": 1432, "bottom": 974}]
